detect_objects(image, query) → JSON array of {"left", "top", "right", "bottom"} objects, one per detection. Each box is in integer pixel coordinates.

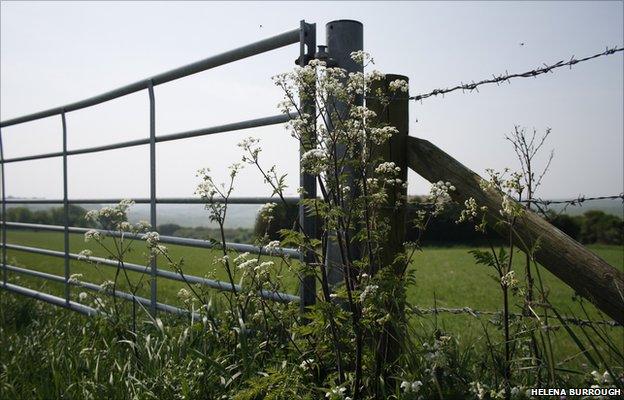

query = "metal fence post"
[
  {"left": 298, "top": 20, "right": 317, "bottom": 312},
  {"left": 0, "top": 131, "right": 5, "bottom": 287},
  {"left": 62, "top": 112, "right": 70, "bottom": 303},
  {"left": 325, "top": 20, "right": 363, "bottom": 288},
  {"left": 148, "top": 81, "right": 157, "bottom": 316}
]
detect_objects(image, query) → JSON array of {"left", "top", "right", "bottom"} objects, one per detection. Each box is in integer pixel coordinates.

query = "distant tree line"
[
  {"left": 3, "top": 203, "right": 621, "bottom": 246},
  {"left": 157, "top": 223, "right": 255, "bottom": 244},
  {"left": 2, "top": 205, "right": 94, "bottom": 228},
  {"left": 252, "top": 202, "right": 623, "bottom": 246}
]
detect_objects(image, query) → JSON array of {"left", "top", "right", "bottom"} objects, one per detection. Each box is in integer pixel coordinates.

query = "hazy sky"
[{"left": 1, "top": 1, "right": 622, "bottom": 201}]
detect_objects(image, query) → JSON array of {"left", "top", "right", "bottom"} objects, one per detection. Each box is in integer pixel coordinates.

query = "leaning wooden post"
[
  {"left": 368, "top": 74, "right": 410, "bottom": 371},
  {"left": 406, "top": 136, "right": 624, "bottom": 325}
]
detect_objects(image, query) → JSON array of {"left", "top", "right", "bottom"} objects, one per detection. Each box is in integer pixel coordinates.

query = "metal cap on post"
[{"left": 325, "top": 20, "right": 364, "bottom": 288}]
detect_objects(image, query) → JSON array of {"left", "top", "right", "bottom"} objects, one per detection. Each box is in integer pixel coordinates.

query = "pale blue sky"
[{"left": 1, "top": 1, "right": 622, "bottom": 200}]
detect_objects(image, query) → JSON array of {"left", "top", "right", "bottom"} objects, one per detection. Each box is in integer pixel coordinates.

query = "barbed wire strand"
[
  {"left": 409, "top": 46, "right": 624, "bottom": 102},
  {"left": 520, "top": 193, "right": 624, "bottom": 206},
  {"left": 407, "top": 193, "right": 623, "bottom": 209},
  {"left": 409, "top": 306, "right": 619, "bottom": 327}
]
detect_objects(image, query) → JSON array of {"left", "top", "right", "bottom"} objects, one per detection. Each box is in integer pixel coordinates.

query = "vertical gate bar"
[
  {"left": 62, "top": 112, "right": 70, "bottom": 303},
  {"left": 0, "top": 131, "right": 6, "bottom": 287},
  {"left": 299, "top": 20, "right": 317, "bottom": 313},
  {"left": 148, "top": 82, "right": 157, "bottom": 316},
  {"left": 325, "top": 20, "right": 363, "bottom": 288}
]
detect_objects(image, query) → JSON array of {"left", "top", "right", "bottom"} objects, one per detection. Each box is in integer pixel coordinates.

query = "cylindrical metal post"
[
  {"left": 148, "top": 82, "right": 157, "bottom": 316},
  {"left": 325, "top": 20, "right": 363, "bottom": 288},
  {"left": 299, "top": 20, "right": 318, "bottom": 312},
  {"left": 62, "top": 112, "right": 70, "bottom": 303}
]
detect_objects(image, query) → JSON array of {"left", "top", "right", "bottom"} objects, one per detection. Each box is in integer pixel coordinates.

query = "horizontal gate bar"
[
  {"left": 2, "top": 281, "right": 98, "bottom": 316},
  {"left": 2, "top": 196, "right": 299, "bottom": 205},
  {"left": 1, "top": 221, "right": 301, "bottom": 258},
  {"left": 0, "top": 28, "right": 300, "bottom": 128},
  {"left": 3, "top": 239, "right": 300, "bottom": 303},
  {"left": 1, "top": 113, "right": 294, "bottom": 163},
  {"left": 4, "top": 264, "right": 196, "bottom": 317}
]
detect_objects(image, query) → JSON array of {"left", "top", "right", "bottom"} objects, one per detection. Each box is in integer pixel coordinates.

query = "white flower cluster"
[
  {"left": 85, "top": 199, "right": 136, "bottom": 230},
  {"left": 502, "top": 171, "right": 524, "bottom": 193},
  {"left": 265, "top": 240, "right": 281, "bottom": 255},
  {"left": 259, "top": 202, "right": 277, "bottom": 222},
  {"left": 234, "top": 252, "right": 273, "bottom": 280},
  {"left": 422, "top": 335, "right": 453, "bottom": 366},
  {"left": 499, "top": 195, "right": 523, "bottom": 218},
  {"left": 77, "top": 249, "right": 93, "bottom": 260},
  {"left": 143, "top": 231, "right": 160, "bottom": 247},
  {"left": 238, "top": 137, "right": 261, "bottom": 163},
  {"left": 388, "top": 79, "right": 409, "bottom": 93},
  {"left": 195, "top": 168, "right": 218, "bottom": 200},
  {"left": 500, "top": 270, "right": 518, "bottom": 289},
  {"left": 142, "top": 231, "right": 167, "bottom": 255},
  {"left": 78, "top": 292, "right": 88, "bottom": 302},
  {"left": 350, "top": 50, "right": 371, "bottom": 65},
  {"left": 359, "top": 284, "right": 379, "bottom": 303},
  {"left": 374, "top": 161, "right": 403, "bottom": 186},
  {"left": 428, "top": 181, "right": 456, "bottom": 215},
  {"left": 350, "top": 105, "right": 377, "bottom": 121},
  {"left": 68, "top": 273, "right": 83, "bottom": 284},
  {"left": 374, "top": 161, "right": 401, "bottom": 176},
  {"left": 299, "top": 358, "right": 315, "bottom": 370},
  {"left": 177, "top": 288, "right": 192, "bottom": 303},
  {"left": 470, "top": 382, "right": 526, "bottom": 400},
  {"left": 84, "top": 230, "right": 102, "bottom": 243},
  {"left": 325, "top": 386, "right": 348, "bottom": 399},
  {"left": 99, "top": 280, "right": 115, "bottom": 293},
  {"left": 300, "top": 148, "right": 327, "bottom": 175},
  {"left": 368, "top": 126, "right": 398, "bottom": 145},
  {"left": 400, "top": 380, "right": 423, "bottom": 393},
  {"left": 469, "top": 381, "right": 488, "bottom": 400},
  {"left": 591, "top": 370, "right": 613, "bottom": 385},
  {"left": 457, "top": 198, "right": 478, "bottom": 223}
]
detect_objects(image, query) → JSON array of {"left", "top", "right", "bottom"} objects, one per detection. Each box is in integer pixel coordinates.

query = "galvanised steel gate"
[{"left": 0, "top": 20, "right": 320, "bottom": 317}]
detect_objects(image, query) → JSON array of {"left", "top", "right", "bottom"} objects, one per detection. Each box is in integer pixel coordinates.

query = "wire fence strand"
[
  {"left": 409, "top": 306, "right": 619, "bottom": 327},
  {"left": 409, "top": 46, "right": 623, "bottom": 102}
]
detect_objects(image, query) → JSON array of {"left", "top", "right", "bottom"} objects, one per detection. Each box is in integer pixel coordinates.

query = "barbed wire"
[
  {"left": 409, "top": 46, "right": 623, "bottom": 102},
  {"left": 409, "top": 306, "right": 619, "bottom": 327},
  {"left": 406, "top": 193, "right": 623, "bottom": 211},
  {"left": 520, "top": 193, "right": 624, "bottom": 207}
]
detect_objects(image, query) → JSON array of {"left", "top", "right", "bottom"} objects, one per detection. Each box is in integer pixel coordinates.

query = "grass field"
[{"left": 2, "top": 228, "right": 623, "bottom": 368}]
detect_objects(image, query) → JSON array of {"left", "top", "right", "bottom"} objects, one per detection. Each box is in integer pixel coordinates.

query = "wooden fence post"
[
  {"left": 369, "top": 75, "right": 409, "bottom": 272},
  {"left": 406, "top": 136, "right": 624, "bottom": 325},
  {"left": 368, "top": 74, "right": 410, "bottom": 372}
]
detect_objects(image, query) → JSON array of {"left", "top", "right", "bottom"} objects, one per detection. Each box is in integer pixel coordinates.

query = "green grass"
[
  {"left": 4, "top": 228, "right": 621, "bottom": 312},
  {"left": 3, "top": 228, "right": 298, "bottom": 305},
  {"left": 408, "top": 244, "right": 623, "bottom": 312},
  {"left": 3, "top": 228, "right": 623, "bottom": 358},
  {"left": 2, "top": 228, "right": 622, "bottom": 389}
]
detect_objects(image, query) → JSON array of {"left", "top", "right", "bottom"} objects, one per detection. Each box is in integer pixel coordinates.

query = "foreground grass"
[
  {"left": 1, "top": 288, "right": 622, "bottom": 399},
  {"left": 3, "top": 229, "right": 622, "bottom": 368}
]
